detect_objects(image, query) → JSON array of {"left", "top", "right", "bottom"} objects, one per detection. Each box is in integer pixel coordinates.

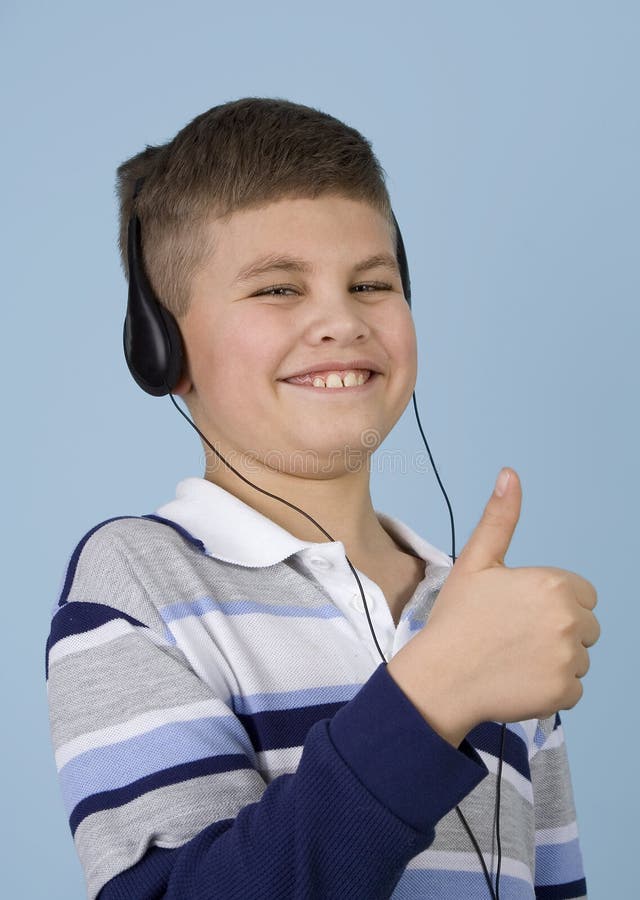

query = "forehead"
[{"left": 200, "top": 194, "right": 397, "bottom": 284}]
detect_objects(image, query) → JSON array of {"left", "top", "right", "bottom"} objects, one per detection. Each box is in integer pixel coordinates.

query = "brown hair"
[{"left": 115, "top": 96, "right": 395, "bottom": 319}]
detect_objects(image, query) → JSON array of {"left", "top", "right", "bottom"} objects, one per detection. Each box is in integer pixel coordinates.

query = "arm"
[
  {"left": 530, "top": 713, "right": 588, "bottom": 899},
  {"left": 47, "top": 525, "right": 489, "bottom": 900}
]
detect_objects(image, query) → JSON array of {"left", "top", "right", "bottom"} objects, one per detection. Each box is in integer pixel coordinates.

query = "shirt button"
[
  {"left": 308, "top": 555, "right": 332, "bottom": 569},
  {"left": 350, "top": 592, "right": 374, "bottom": 613}
]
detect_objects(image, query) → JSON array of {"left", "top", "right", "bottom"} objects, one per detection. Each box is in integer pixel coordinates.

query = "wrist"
[{"left": 386, "top": 638, "right": 477, "bottom": 748}]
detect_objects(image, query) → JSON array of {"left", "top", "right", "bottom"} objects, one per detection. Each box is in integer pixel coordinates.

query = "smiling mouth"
[{"left": 280, "top": 371, "right": 380, "bottom": 392}]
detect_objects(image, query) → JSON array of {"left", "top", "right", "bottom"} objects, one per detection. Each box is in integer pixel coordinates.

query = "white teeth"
[{"left": 290, "top": 369, "right": 372, "bottom": 388}]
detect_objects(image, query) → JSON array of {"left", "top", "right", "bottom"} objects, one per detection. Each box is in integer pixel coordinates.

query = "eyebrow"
[{"left": 233, "top": 251, "right": 400, "bottom": 285}]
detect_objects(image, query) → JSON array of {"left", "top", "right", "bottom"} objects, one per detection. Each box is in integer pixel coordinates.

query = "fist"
[{"left": 387, "top": 468, "right": 601, "bottom": 743}]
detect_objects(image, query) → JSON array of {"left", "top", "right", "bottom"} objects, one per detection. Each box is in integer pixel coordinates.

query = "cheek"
[
  {"left": 388, "top": 309, "right": 418, "bottom": 367},
  {"left": 407, "top": 327, "right": 418, "bottom": 370},
  {"left": 195, "top": 315, "right": 280, "bottom": 399},
  {"left": 229, "top": 315, "right": 280, "bottom": 373},
  {"left": 388, "top": 313, "right": 418, "bottom": 404}
]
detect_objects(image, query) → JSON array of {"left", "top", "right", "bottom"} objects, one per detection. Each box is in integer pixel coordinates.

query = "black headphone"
[{"left": 122, "top": 176, "right": 506, "bottom": 900}]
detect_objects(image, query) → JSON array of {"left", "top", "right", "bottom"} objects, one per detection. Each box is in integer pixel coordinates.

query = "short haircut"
[{"left": 115, "top": 96, "right": 396, "bottom": 319}]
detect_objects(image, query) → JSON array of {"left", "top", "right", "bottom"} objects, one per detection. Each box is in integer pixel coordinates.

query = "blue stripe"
[
  {"left": 46, "top": 602, "right": 146, "bottom": 679},
  {"left": 535, "top": 837, "right": 585, "bottom": 886},
  {"left": 69, "top": 753, "right": 253, "bottom": 836},
  {"left": 535, "top": 877, "right": 587, "bottom": 898},
  {"left": 504, "top": 719, "right": 528, "bottom": 746},
  {"left": 237, "top": 701, "right": 347, "bottom": 753},
  {"left": 233, "top": 698, "right": 524, "bottom": 763},
  {"left": 391, "top": 867, "right": 530, "bottom": 898},
  {"left": 232, "top": 682, "right": 362, "bottom": 715},
  {"left": 406, "top": 608, "right": 429, "bottom": 634},
  {"left": 98, "top": 847, "right": 542, "bottom": 900},
  {"left": 468, "top": 720, "right": 531, "bottom": 781},
  {"left": 534, "top": 712, "right": 562, "bottom": 749},
  {"left": 60, "top": 714, "right": 256, "bottom": 814},
  {"left": 160, "top": 595, "right": 342, "bottom": 624},
  {"left": 141, "top": 514, "right": 207, "bottom": 553}
]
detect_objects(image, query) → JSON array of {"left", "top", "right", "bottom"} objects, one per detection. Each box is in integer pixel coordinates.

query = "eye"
[
  {"left": 254, "top": 285, "right": 297, "bottom": 297},
  {"left": 254, "top": 282, "right": 393, "bottom": 297},
  {"left": 352, "top": 282, "right": 393, "bottom": 293}
]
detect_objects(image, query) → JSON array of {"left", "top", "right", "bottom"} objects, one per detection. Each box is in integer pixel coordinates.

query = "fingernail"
[{"left": 494, "top": 468, "right": 511, "bottom": 498}]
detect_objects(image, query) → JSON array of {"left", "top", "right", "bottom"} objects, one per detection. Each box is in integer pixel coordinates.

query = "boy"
[{"left": 46, "top": 97, "right": 599, "bottom": 899}]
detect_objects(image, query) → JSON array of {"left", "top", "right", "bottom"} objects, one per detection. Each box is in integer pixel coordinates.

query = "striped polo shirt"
[{"left": 46, "top": 475, "right": 587, "bottom": 899}]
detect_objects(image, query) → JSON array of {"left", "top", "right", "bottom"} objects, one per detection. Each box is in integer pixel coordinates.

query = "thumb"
[{"left": 453, "top": 467, "right": 522, "bottom": 573}]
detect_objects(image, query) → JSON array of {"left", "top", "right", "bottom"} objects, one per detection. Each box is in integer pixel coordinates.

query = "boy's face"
[{"left": 175, "top": 193, "right": 418, "bottom": 478}]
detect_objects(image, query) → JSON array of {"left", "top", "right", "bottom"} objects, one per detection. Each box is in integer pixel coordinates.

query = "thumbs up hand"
[{"left": 386, "top": 468, "right": 601, "bottom": 747}]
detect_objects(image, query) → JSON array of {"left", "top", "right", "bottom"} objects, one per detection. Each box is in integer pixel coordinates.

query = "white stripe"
[
  {"left": 257, "top": 742, "right": 537, "bottom": 848},
  {"left": 535, "top": 821, "right": 579, "bottom": 845},
  {"left": 55, "top": 697, "right": 227, "bottom": 769},
  {"left": 49, "top": 619, "right": 134, "bottom": 666},
  {"left": 167, "top": 615, "right": 369, "bottom": 695},
  {"left": 256, "top": 745, "right": 303, "bottom": 775},
  {"left": 406, "top": 848, "right": 533, "bottom": 883},
  {"left": 476, "top": 749, "right": 534, "bottom": 805},
  {"left": 49, "top": 620, "right": 173, "bottom": 669},
  {"left": 538, "top": 724, "right": 564, "bottom": 751},
  {"left": 530, "top": 719, "right": 565, "bottom": 760}
]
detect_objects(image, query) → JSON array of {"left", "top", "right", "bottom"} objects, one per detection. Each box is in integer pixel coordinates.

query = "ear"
[{"left": 171, "top": 369, "right": 194, "bottom": 397}]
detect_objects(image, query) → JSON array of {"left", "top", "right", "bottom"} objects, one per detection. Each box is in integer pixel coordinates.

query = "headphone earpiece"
[
  {"left": 123, "top": 183, "right": 411, "bottom": 397},
  {"left": 392, "top": 210, "right": 412, "bottom": 310},
  {"left": 123, "top": 211, "right": 185, "bottom": 396}
]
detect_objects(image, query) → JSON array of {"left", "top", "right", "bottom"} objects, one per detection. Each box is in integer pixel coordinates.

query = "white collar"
[{"left": 154, "top": 476, "right": 453, "bottom": 570}]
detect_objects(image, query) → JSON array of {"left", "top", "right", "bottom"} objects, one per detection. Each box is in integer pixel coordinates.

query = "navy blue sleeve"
[{"left": 98, "top": 662, "right": 488, "bottom": 900}]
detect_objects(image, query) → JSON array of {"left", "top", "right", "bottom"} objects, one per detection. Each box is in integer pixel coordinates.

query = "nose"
[{"left": 304, "top": 290, "right": 372, "bottom": 345}]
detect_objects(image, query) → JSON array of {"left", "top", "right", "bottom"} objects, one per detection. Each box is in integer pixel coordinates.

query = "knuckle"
[
  {"left": 552, "top": 604, "right": 578, "bottom": 640},
  {"left": 588, "top": 614, "right": 601, "bottom": 645},
  {"left": 556, "top": 613, "right": 577, "bottom": 636},
  {"left": 552, "top": 666, "right": 583, "bottom": 709},
  {"left": 544, "top": 569, "right": 569, "bottom": 593},
  {"left": 568, "top": 679, "right": 583, "bottom": 707},
  {"left": 595, "top": 617, "right": 602, "bottom": 641},
  {"left": 569, "top": 571, "right": 598, "bottom": 609},
  {"left": 577, "top": 648, "right": 591, "bottom": 677},
  {"left": 551, "top": 675, "right": 568, "bottom": 708},
  {"left": 569, "top": 680, "right": 584, "bottom": 708},
  {"left": 577, "top": 575, "right": 598, "bottom": 608}
]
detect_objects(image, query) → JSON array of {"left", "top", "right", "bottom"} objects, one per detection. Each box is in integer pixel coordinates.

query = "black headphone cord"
[
  {"left": 411, "top": 392, "right": 505, "bottom": 900},
  {"left": 166, "top": 387, "right": 503, "bottom": 900}
]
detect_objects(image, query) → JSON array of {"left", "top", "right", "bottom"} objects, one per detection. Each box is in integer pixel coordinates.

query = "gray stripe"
[
  {"left": 48, "top": 632, "right": 217, "bottom": 748},
  {"left": 430, "top": 774, "right": 536, "bottom": 878},
  {"left": 75, "top": 768, "right": 267, "bottom": 900},
  {"left": 75, "top": 517, "right": 330, "bottom": 613},
  {"left": 65, "top": 520, "right": 169, "bottom": 632},
  {"left": 530, "top": 737, "right": 579, "bottom": 829}
]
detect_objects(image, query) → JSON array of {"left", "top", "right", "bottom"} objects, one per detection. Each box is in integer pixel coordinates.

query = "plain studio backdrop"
[{"left": 2, "top": 2, "right": 637, "bottom": 896}]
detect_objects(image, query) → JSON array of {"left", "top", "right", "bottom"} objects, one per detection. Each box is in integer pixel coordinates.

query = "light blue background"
[{"left": 3, "top": 2, "right": 637, "bottom": 896}]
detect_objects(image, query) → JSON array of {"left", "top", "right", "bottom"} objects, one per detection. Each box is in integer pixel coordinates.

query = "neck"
[{"left": 203, "top": 452, "right": 402, "bottom": 564}]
